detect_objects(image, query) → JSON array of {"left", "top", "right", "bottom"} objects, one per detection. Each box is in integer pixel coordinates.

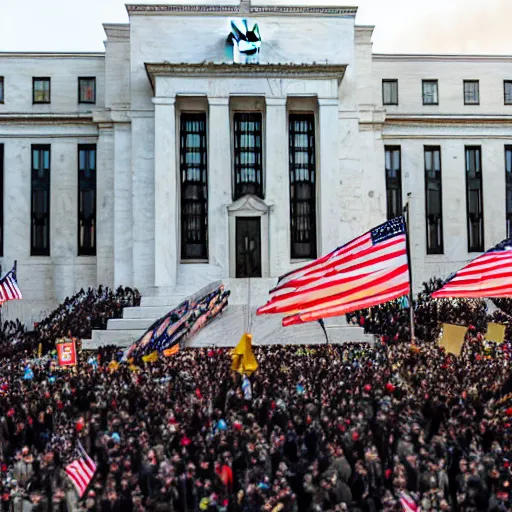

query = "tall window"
[
  {"left": 233, "top": 112, "right": 263, "bottom": 200},
  {"left": 31, "top": 145, "right": 51, "bottom": 256},
  {"left": 424, "top": 146, "right": 443, "bottom": 254},
  {"left": 466, "top": 146, "right": 484, "bottom": 252},
  {"left": 289, "top": 114, "right": 316, "bottom": 259},
  {"left": 422, "top": 80, "right": 439, "bottom": 105},
  {"left": 0, "top": 77, "right": 4, "bottom": 104},
  {"left": 0, "top": 144, "right": 3, "bottom": 257},
  {"left": 78, "top": 145, "right": 96, "bottom": 255},
  {"left": 385, "top": 146, "right": 402, "bottom": 220},
  {"left": 505, "top": 146, "right": 512, "bottom": 238},
  {"left": 464, "top": 80, "right": 480, "bottom": 105},
  {"left": 33, "top": 78, "right": 50, "bottom": 104},
  {"left": 504, "top": 81, "right": 512, "bottom": 105},
  {"left": 382, "top": 79, "right": 398, "bottom": 105},
  {"left": 180, "top": 113, "right": 208, "bottom": 260},
  {"left": 78, "top": 77, "right": 96, "bottom": 104}
]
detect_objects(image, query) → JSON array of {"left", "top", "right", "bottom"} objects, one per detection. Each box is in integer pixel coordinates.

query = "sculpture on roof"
[{"left": 229, "top": 19, "right": 261, "bottom": 64}]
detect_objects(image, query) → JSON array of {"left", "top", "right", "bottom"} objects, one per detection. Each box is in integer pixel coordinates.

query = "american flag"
[
  {"left": 432, "top": 237, "right": 512, "bottom": 298},
  {"left": 65, "top": 441, "right": 97, "bottom": 497},
  {"left": 0, "top": 267, "right": 22, "bottom": 305},
  {"left": 257, "top": 217, "right": 410, "bottom": 326},
  {"left": 400, "top": 491, "right": 420, "bottom": 512}
]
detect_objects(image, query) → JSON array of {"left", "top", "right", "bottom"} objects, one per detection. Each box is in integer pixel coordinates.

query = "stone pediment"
[{"left": 227, "top": 194, "right": 270, "bottom": 214}]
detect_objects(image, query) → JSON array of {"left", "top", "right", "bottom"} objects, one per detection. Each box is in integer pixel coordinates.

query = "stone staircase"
[{"left": 83, "top": 280, "right": 374, "bottom": 349}]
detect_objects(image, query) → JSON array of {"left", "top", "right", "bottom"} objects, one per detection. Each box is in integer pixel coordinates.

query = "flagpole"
[
  {"left": 404, "top": 195, "right": 415, "bottom": 343},
  {"left": 318, "top": 319, "right": 329, "bottom": 345}
]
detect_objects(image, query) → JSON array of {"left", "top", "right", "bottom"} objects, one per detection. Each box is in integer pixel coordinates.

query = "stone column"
[
  {"left": 153, "top": 96, "right": 178, "bottom": 288},
  {"left": 96, "top": 124, "right": 115, "bottom": 287},
  {"left": 265, "top": 97, "right": 289, "bottom": 277},
  {"left": 207, "top": 97, "right": 231, "bottom": 276},
  {"left": 318, "top": 98, "right": 340, "bottom": 256},
  {"left": 114, "top": 122, "right": 133, "bottom": 287}
]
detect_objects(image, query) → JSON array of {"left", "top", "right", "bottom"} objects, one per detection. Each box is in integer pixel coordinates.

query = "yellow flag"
[
  {"left": 486, "top": 323, "right": 506, "bottom": 343},
  {"left": 439, "top": 323, "right": 467, "bottom": 356},
  {"left": 232, "top": 333, "right": 259, "bottom": 376},
  {"left": 142, "top": 351, "right": 159, "bottom": 363},
  {"left": 163, "top": 344, "right": 180, "bottom": 357},
  {"left": 108, "top": 360, "right": 119, "bottom": 372},
  {"left": 128, "top": 364, "right": 141, "bottom": 373},
  {"left": 37, "top": 343, "right": 42, "bottom": 358}
]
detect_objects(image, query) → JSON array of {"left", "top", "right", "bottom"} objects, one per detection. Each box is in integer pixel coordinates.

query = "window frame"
[
  {"left": 30, "top": 144, "right": 51, "bottom": 256},
  {"left": 77, "top": 144, "right": 97, "bottom": 256},
  {"left": 465, "top": 145, "right": 484, "bottom": 253},
  {"left": 32, "top": 77, "right": 51, "bottom": 105},
  {"left": 504, "top": 81, "right": 512, "bottom": 105},
  {"left": 180, "top": 111, "right": 209, "bottom": 262},
  {"left": 464, "top": 80, "right": 480, "bottom": 105},
  {"left": 384, "top": 145, "right": 403, "bottom": 220},
  {"left": 422, "top": 79, "right": 439, "bottom": 106},
  {"left": 382, "top": 79, "right": 399, "bottom": 106},
  {"left": 0, "top": 77, "right": 4, "bottom": 104},
  {"left": 78, "top": 77, "right": 96, "bottom": 105},
  {"left": 424, "top": 146, "right": 444, "bottom": 255},
  {"left": 233, "top": 111, "right": 264, "bottom": 201},
  {"left": 289, "top": 112, "right": 317, "bottom": 260}
]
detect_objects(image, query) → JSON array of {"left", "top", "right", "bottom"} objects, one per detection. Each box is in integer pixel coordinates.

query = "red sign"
[{"left": 57, "top": 341, "right": 77, "bottom": 367}]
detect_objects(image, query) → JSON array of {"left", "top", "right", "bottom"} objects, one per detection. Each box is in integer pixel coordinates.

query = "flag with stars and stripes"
[
  {"left": 257, "top": 217, "right": 410, "bottom": 326},
  {"left": 0, "top": 266, "right": 22, "bottom": 305},
  {"left": 65, "top": 441, "right": 97, "bottom": 498},
  {"left": 433, "top": 237, "right": 512, "bottom": 298}
]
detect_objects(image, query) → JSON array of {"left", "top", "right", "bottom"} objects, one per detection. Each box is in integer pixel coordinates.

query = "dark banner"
[{"left": 124, "top": 283, "right": 229, "bottom": 360}]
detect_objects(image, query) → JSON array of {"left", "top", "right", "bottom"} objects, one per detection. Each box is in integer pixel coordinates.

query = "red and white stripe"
[
  {"left": 400, "top": 491, "right": 420, "bottom": 512},
  {"left": 257, "top": 222, "right": 410, "bottom": 325},
  {"left": 65, "top": 443, "right": 97, "bottom": 497},
  {"left": 0, "top": 271, "right": 22, "bottom": 304},
  {"left": 432, "top": 248, "right": 512, "bottom": 298}
]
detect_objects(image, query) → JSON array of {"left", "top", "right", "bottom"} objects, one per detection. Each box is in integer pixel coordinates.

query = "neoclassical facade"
[{"left": 1, "top": 1, "right": 512, "bottom": 327}]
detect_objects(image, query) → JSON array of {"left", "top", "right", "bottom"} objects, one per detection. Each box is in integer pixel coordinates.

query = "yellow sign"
[
  {"left": 486, "top": 323, "right": 506, "bottom": 343},
  {"left": 142, "top": 351, "right": 159, "bottom": 363},
  {"left": 438, "top": 323, "right": 467, "bottom": 356},
  {"left": 232, "top": 333, "right": 259, "bottom": 376}
]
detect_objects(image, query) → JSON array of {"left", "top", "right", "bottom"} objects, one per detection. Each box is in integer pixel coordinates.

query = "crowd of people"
[
  {"left": 0, "top": 282, "right": 508, "bottom": 510},
  {"left": 0, "top": 287, "right": 140, "bottom": 359}
]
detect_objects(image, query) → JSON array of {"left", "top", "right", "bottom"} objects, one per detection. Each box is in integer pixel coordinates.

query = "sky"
[{"left": 1, "top": 0, "right": 511, "bottom": 54}]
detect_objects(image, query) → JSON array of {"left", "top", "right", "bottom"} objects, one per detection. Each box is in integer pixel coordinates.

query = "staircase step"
[
  {"left": 123, "top": 305, "right": 175, "bottom": 319},
  {"left": 140, "top": 295, "right": 187, "bottom": 307},
  {"left": 85, "top": 329, "right": 146, "bottom": 349},
  {"left": 107, "top": 318, "right": 157, "bottom": 330}
]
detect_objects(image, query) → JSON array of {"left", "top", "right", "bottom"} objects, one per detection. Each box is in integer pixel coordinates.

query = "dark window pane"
[
  {"left": 466, "top": 146, "right": 484, "bottom": 252},
  {"left": 31, "top": 145, "right": 51, "bottom": 255},
  {"left": 385, "top": 146, "right": 402, "bottom": 220},
  {"left": 464, "top": 80, "right": 480, "bottom": 105},
  {"left": 0, "top": 78, "right": 4, "bottom": 103},
  {"left": 78, "top": 145, "right": 96, "bottom": 255},
  {"left": 180, "top": 113, "right": 208, "bottom": 260},
  {"left": 423, "top": 80, "right": 438, "bottom": 105},
  {"left": 33, "top": 78, "right": 50, "bottom": 104},
  {"left": 382, "top": 80, "right": 398, "bottom": 105},
  {"left": 289, "top": 113, "right": 316, "bottom": 259},
  {"left": 233, "top": 112, "right": 263, "bottom": 200},
  {"left": 424, "top": 147, "right": 443, "bottom": 254},
  {"left": 505, "top": 81, "right": 512, "bottom": 105},
  {"left": 79, "top": 77, "right": 96, "bottom": 104}
]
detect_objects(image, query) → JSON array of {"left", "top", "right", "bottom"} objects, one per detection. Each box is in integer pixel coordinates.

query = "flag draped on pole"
[
  {"left": 432, "top": 237, "right": 512, "bottom": 298},
  {"left": 65, "top": 441, "right": 97, "bottom": 497},
  {"left": 232, "top": 333, "right": 259, "bottom": 376},
  {"left": 0, "top": 266, "right": 22, "bottom": 305},
  {"left": 400, "top": 491, "right": 420, "bottom": 512},
  {"left": 257, "top": 217, "right": 410, "bottom": 326}
]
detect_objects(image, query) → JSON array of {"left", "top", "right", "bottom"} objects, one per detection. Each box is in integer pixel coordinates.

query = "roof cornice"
[
  {"left": 374, "top": 53, "right": 512, "bottom": 63},
  {"left": 126, "top": 3, "right": 357, "bottom": 17},
  {"left": 385, "top": 114, "right": 512, "bottom": 125},
  {"left": 145, "top": 62, "right": 347, "bottom": 91},
  {"left": 0, "top": 113, "right": 95, "bottom": 125},
  {"left": 0, "top": 52, "right": 104, "bottom": 59}
]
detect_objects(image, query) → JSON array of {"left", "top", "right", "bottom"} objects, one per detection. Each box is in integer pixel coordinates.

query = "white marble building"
[{"left": 1, "top": 2, "right": 512, "bottom": 340}]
